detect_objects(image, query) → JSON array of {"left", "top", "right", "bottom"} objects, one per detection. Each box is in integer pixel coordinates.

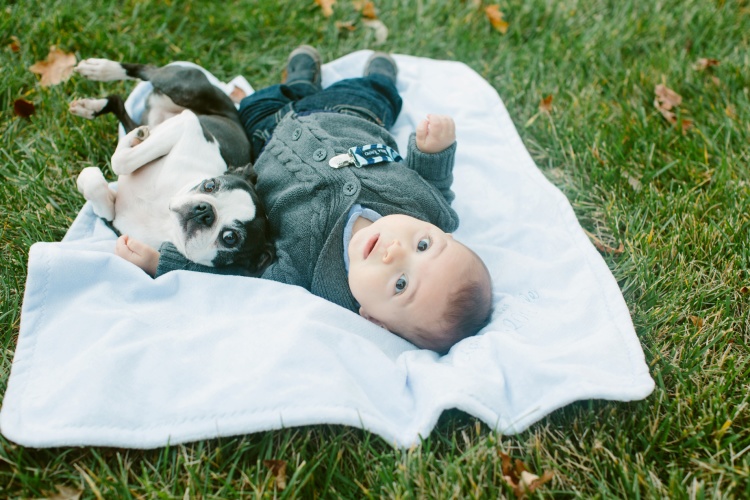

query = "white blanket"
[{"left": 0, "top": 52, "right": 654, "bottom": 448}]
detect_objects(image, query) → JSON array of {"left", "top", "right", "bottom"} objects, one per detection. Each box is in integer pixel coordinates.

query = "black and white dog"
[{"left": 70, "top": 59, "right": 273, "bottom": 273}]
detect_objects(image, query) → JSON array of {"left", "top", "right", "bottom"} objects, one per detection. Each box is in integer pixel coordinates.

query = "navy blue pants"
[{"left": 238, "top": 75, "right": 402, "bottom": 162}]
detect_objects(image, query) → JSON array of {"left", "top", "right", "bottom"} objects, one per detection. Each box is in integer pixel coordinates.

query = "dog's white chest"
[{"left": 111, "top": 111, "right": 227, "bottom": 248}]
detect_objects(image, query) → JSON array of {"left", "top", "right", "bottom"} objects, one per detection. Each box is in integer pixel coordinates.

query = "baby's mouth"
[{"left": 364, "top": 234, "right": 379, "bottom": 260}]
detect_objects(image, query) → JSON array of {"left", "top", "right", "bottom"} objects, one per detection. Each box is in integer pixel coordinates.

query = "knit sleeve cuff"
[{"left": 405, "top": 133, "right": 457, "bottom": 181}]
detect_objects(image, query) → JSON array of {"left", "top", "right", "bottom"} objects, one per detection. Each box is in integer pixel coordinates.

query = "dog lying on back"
[{"left": 70, "top": 59, "right": 273, "bottom": 273}]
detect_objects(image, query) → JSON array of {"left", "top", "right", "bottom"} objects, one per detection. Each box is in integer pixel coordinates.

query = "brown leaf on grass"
[
  {"left": 583, "top": 229, "right": 624, "bottom": 255},
  {"left": 46, "top": 485, "right": 83, "bottom": 500},
  {"left": 29, "top": 46, "right": 76, "bottom": 86},
  {"left": 654, "top": 82, "right": 692, "bottom": 132},
  {"left": 485, "top": 5, "right": 509, "bottom": 34},
  {"left": 654, "top": 83, "right": 682, "bottom": 111},
  {"left": 335, "top": 20, "right": 357, "bottom": 32},
  {"left": 13, "top": 98, "right": 35, "bottom": 118},
  {"left": 229, "top": 86, "right": 247, "bottom": 104},
  {"left": 739, "top": 286, "right": 749, "bottom": 295},
  {"left": 360, "top": 0, "right": 378, "bottom": 19},
  {"left": 263, "top": 460, "right": 287, "bottom": 490},
  {"left": 689, "top": 315, "right": 704, "bottom": 329},
  {"left": 539, "top": 94, "right": 553, "bottom": 113},
  {"left": 363, "top": 18, "right": 388, "bottom": 44},
  {"left": 315, "top": 0, "right": 336, "bottom": 17},
  {"left": 693, "top": 58, "right": 719, "bottom": 71},
  {"left": 9, "top": 35, "right": 21, "bottom": 52},
  {"left": 499, "top": 452, "right": 554, "bottom": 499}
]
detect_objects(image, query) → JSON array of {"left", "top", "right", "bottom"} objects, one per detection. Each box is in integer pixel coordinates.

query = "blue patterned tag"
[{"left": 349, "top": 144, "right": 403, "bottom": 167}]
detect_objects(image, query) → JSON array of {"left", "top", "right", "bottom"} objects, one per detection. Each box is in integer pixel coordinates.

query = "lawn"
[{"left": 1, "top": 0, "right": 749, "bottom": 497}]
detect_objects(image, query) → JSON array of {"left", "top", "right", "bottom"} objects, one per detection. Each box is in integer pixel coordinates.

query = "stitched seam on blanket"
[{"left": 33, "top": 404, "right": 399, "bottom": 432}]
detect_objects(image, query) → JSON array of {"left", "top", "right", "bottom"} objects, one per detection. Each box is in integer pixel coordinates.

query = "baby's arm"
[
  {"left": 406, "top": 114, "right": 458, "bottom": 204},
  {"left": 115, "top": 235, "right": 159, "bottom": 276},
  {"left": 415, "top": 114, "right": 456, "bottom": 153}
]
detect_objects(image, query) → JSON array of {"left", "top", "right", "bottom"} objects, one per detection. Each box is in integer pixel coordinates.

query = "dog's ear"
[
  {"left": 229, "top": 162, "right": 257, "bottom": 184},
  {"left": 253, "top": 242, "right": 275, "bottom": 274}
]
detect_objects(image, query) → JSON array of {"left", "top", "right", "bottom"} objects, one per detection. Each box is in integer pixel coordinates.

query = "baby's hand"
[
  {"left": 115, "top": 235, "right": 159, "bottom": 276},
  {"left": 415, "top": 114, "right": 455, "bottom": 154}
]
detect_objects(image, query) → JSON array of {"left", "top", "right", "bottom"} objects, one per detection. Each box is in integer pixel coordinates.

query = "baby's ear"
[{"left": 359, "top": 307, "right": 387, "bottom": 329}]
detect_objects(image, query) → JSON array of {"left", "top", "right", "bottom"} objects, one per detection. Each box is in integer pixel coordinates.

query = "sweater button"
[
  {"left": 313, "top": 148, "right": 327, "bottom": 161},
  {"left": 292, "top": 128, "right": 302, "bottom": 140},
  {"left": 342, "top": 182, "right": 357, "bottom": 196}
]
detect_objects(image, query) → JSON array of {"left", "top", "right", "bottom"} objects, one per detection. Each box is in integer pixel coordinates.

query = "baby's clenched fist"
[{"left": 415, "top": 114, "right": 455, "bottom": 154}]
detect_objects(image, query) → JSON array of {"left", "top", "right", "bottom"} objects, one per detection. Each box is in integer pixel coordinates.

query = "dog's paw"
[
  {"left": 130, "top": 126, "right": 150, "bottom": 146},
  {"left": 69, "top": 98, "right": 108, "bottom": 119},
  {"left": 75, "top": 58, "right": 128, "bottom": 82},
  {"left": 77, "top": 167, "right": 116, "bottom": 220}
]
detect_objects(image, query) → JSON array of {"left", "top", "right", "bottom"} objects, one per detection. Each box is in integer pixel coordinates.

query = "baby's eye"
[
  {"left": 417, "top": 237, "right": 431, "bottom": 252},
  {"left": 395, "top": 274, "right": 408, "bottom": 294},
  {"left": 201, "top": 178, "right": 217, "bottom": 192}
]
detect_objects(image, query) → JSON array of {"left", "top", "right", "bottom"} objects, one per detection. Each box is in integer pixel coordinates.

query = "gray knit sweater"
[{"left": 156, "top": 111, "right": 459, "bottom": 313}]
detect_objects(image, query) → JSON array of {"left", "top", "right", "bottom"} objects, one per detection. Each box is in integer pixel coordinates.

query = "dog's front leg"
[
  {"left": 111, "top": 112, "right": 193, "bottom": 175},
  {"left": 77, "top": 167, "right": 116, "bottom": 221}
]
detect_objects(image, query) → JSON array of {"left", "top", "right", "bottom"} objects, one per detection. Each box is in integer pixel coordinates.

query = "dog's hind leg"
[
  {"left": 69, "top": 96, "right": 139, "bottom": 132},
  {"left": 77, "top": 167, "right": 116, "bottom": 221},
  {"left": 147, "top": 65, "right": 238, "bottom": 120}
]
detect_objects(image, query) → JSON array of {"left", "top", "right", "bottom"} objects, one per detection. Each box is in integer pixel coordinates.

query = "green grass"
[{"left": 2, "top": 0, "right": 749, "bottom": 497}]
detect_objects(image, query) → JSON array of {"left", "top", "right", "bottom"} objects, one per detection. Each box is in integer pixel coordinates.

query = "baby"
[{"left": 117, "top": 47, "right": 493, "bottom": 353}]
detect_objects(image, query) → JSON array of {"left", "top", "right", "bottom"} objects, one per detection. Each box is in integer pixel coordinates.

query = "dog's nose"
[{"left": 192, "top": 203, "right": 215, "bottom": 226}]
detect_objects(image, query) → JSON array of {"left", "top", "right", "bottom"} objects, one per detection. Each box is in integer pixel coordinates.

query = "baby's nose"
[{"left": 382, "top": 240, "right": 403, "bottom": 264}]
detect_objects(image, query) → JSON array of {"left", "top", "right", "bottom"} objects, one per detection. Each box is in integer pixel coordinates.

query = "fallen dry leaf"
[
  {"left": 13, "top": 98, "right": 35, "bottom": 118},
  {"left": 315, "top": 0, "right": 335, "bottom": 17},
  {"left": 689, "top": 315, "right": 704, "bottom": 329},
  {"left": 739, "top": 286, "right": 749, "bottom": 295},
  {"left": 46, "top": 484, "right": 83, "bottom": 500},
  {"left": 654, "top": 82, "right": 692, "bottom": 132},
  {"left": 263, "top": 460, "right": 287, "bottom": 490},
  {"left": 694, "top": 58, "right": 719, "bottom": 71},
  {"left": 29, "top": 46, "right": 76, "bottom": 86},
  {"left": 363, "top": 18, "right": 388, "bottom": 44},
  {"left": 583, "top": 229, "right": 624, "bottom": 255},
  {"left": 539, "top": 94, "right": 553, "bottom": 113},
  {"left": 485, "top": 5, "right": 509, "bottom": 34},
  {"left": 499, "top": 452, "right": 554, "bottom": 499},
  {"left": 654, "top": 83, "right": 682, "bottom": 111},
  {"left": 9, "top": 35, "right": 21, "bottom": 52},
  {"left": 361, "top": 0, "right": 377, "bottom": 19}
]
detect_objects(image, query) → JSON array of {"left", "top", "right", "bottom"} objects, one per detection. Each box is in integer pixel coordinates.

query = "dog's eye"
[
  {"left": 222, "top": 230, "right": 239, "bottom": 247},
  {"left": 201, "top": 179, "right": 216, "bottom": 192}
]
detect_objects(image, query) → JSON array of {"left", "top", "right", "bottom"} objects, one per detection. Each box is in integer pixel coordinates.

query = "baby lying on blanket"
[{"left": 118, "top": 47, "right": 493, "bottom": 353}]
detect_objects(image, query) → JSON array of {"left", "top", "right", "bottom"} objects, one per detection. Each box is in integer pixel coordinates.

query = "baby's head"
[{"left": 347, "top": 214, "right": 493, "bottom": 353}]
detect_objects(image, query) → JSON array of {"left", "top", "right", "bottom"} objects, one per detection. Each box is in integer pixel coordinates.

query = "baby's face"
[{"left": 347, "top": 214, "right": 474, "bottom": 348}]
